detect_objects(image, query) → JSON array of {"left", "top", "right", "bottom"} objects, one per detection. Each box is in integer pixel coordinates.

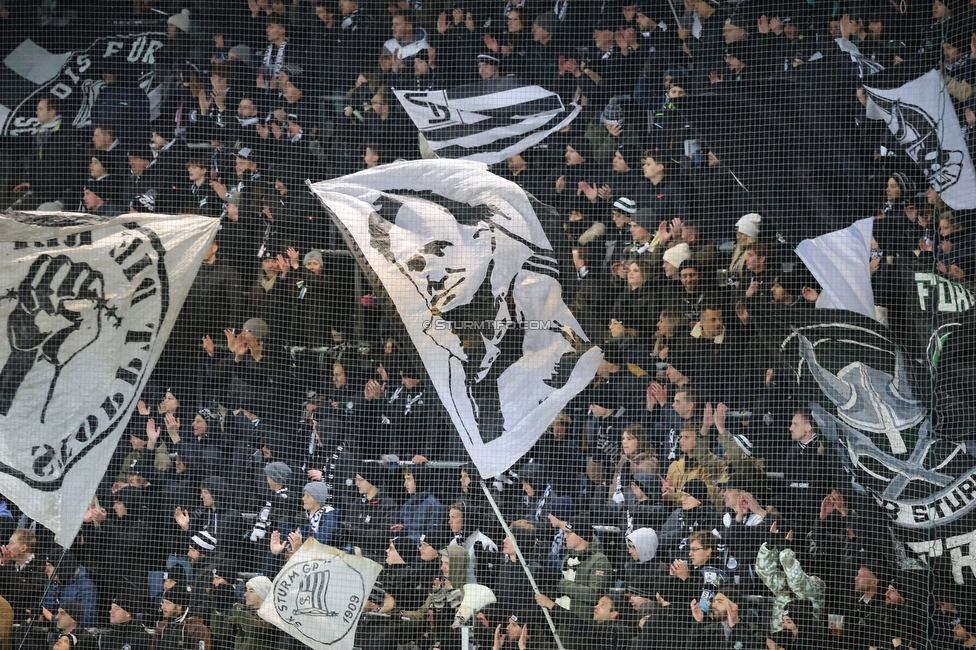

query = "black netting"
[{"left": 0, "top": 2, "right": 975, "bottom": 650}]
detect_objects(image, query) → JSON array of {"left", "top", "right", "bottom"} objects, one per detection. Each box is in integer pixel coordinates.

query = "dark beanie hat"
[
  {"left": 58, "top": 600, "right": 84, "bottom": 623},
  {"left": 682, "top": 479, "right": 709, "bottom": 506},
  {"left": 390, "top": 536, "right": 422, "bottom": 566},
  {"left": 161, "top": 585, "right": 190, "bottom": 610}
]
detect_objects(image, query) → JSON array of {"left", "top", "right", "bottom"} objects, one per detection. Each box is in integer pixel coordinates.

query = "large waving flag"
[
  {"left": 309, "top": 160, "right": 603, "bottom": 478},
  {"left": 393, "top": 77, "right": 581, "bottom": 165},
  {"left": 864, "top": 69, "right": 976, "bottom": 210},
  {"left": 0, "top": 211, "right": 218, "bottom": 544}
]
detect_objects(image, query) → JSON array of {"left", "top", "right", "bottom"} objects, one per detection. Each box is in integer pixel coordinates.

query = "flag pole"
[{"left": 479, "top": 481, "right": 566, "bottom": 650}]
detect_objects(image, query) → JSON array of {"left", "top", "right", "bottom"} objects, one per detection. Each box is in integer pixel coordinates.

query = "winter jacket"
[
  {"left": 100, "top": 620, "right": 153, "bottom": 650},
  {"left": 555, "top": 536, "right": 612, "bottom": 619},
  {"left": 209, "top": 604, "right": 278, "bottom": 650},
  {"left": 399, "top": 490, "right": 445, "bottom": 543},
  {"left": 41, "top": 564, "right": 98, "bottom": 627},
  {"left": 152, "top": 611, "right": 212, "bottom": 650}
]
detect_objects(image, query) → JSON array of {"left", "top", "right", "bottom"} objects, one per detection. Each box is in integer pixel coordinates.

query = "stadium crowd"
[{"left": 1, "top": 0, "right": 976, "bottom": 650}]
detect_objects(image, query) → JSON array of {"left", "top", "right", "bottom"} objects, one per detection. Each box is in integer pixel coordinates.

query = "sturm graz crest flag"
[
  {"left": 773, "top": 309, "right": 976, "bottom": 584},
  {"left": 864, "top": 69, "right": 976, "bottom": 210},
  {"left": 0, "top": 211, "right": 218, "bottom": 545},
  {"left": 310, "top": 159, "right": 603, "bottom": 479},
  {"left": 393, "top": 77, "right": 581, "bottom": 165}
]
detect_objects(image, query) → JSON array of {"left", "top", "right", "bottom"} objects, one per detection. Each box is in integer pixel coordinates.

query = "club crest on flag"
[{"left": 260, "top": 539, "right": 382, "bottom": 650}]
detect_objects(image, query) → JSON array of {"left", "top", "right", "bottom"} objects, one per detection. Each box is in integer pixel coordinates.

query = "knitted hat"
[
  {"left": 58, "top": 601, "right": 84, "bottom": 624},
  {"left": 630, "top": 207, "right": 657, "bottom": 231},
  {"left": 242, "top": 317, "right": 270, "bottom": 342},
  {"left": 681, "top": 479, "right": 709, "bottom": 506},
  {"left": 390, "top": 536, "right": 422, "bottom": 566},
  {"left": 247, "top": 576, "right": 273, "bottom": 601},
  {"left": 533, "top": 11, "right": 560, "bottom": 34},
  {"left": 736, "top": 213, "right": 761, "bottom": 239},
  {"left": 612, "top": 197, "right": 637, "bottom": 215},
  {"left": 264, "top": 462, "right": 292, "bottom": 486},
  {"left": 890, "top": 172, "right": 916, "bottom": 197},
  {"left": 112, "top": 588, "right": 145, "bottom": 617},
  {"left": 161, "top": 586, "right": 190, "bottom": 609},
  {"left": 303, "top": 250, "right": 324, "bottom": 266},
  {"left": 662, "top": 243, "right": 692, "bottom": 268},
  {"left": 168, "top": 9, "right": 191, "bottom": 33},
  {"left": 303, "top": 481, "right": 332, "bottom": 506},
  {"left": 212, "top": 560, "right": 237, "bottom": 581},
  {"left": 191, "top": 530, "right": 218, "bottom": 553}
]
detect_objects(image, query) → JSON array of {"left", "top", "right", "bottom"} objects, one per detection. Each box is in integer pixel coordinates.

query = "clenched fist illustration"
[{"left": 0, "top": 255, "right": 106, "bottom": 422}]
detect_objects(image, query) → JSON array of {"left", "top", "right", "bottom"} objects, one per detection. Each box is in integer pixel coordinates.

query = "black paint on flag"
[{"left": 393, "top": 77, "right": 581, "bottom": 165}]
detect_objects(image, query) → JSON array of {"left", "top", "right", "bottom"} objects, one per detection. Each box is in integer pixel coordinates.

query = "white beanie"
[
  {"left": 736, "top": 213, "right": 761, "bottom": 239},
  {"left": 247, "top": 576, "right": 273, "bottom": 602},
  {"left": 662, "top": 243, "right": 691, "bottom": 268},
  {"left": 168, "top": 9, "right": 191, "bottom": 33}
]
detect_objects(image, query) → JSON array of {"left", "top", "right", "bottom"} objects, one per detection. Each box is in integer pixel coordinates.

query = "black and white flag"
[
  {"left": 0, "top": 32, "right": 164, "bottom": 136},
  {"left": 258, "top": 538, "right": 382, "bottom": 650},
  {"left": 0, "top": 212, "right": 218, "bottom": 545},
  {"left": 865, "top": 69, "right": 976, "bottom": 210},
  {"left": 393, "top": 77, "right": 581, "bottom": 165},
  {"left": 310, "top": 160, "right": 603, "bottom": 478}
]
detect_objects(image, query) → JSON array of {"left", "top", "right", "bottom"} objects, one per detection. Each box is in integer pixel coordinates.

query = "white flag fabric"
[
  {"left": 0, "top": 212, "right": 218, "bottom": 545},
  {"left": 310, "top": 160, "right": 603, "bottom": 478},
  {"left": 258, "top": 538, "right": 382, "bottom": 650},
  {"left": 0, "top": 33, "right": 165, "bottom": 134},
  {"left": 864, "top": 69, "right": 976, "bottom": 210},
  {"left": 795, "top": 218, "right": 877, "bottom": 320},
  {"left": 393, "top": 77, "right": 581, "bottom": 165}
]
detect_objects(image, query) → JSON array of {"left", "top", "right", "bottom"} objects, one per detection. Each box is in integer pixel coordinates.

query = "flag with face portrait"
[
  {"left": 393, "top": 77, "right": 581, "bottom": 165},
  {"left": 0, "top": 211, "right": 218, "bottom": 545},
  {"left": 310, "top": 160, "right": 603, "bottom": 478},
  {"left": 864, "top": 69, "right": 976, "bottom": 210}
]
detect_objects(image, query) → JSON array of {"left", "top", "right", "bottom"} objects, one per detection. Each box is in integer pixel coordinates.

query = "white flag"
[
  {"left": 310, "top": 160, "right": 603, "bottom": 479},
  {"left": 0, "top": 33, "right": 165, "bottom": 134},
  {"left": 0, "top": 212, "right": 218, "bottom": 545},
  {"left": 864, "top": 69, "right": 976, "bottom": 210},
  {"left": 795, "top": 218, "right": 876, "bottom": 320},
  {"left": 393, "top": 77, "right": 580, "bottom": 165},
  {"left": 258, "top": 538, "right": 382, "bottom": 650}
]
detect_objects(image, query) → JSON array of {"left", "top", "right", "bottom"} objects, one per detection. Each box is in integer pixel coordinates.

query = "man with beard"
[{"left": 153, "top": 588, "right": 211, "bottom": 650}]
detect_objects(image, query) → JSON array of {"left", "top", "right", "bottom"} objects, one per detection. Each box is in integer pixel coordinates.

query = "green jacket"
[
  {"left": 209, "top": 604, "right": 277, "bottom": 650},
  {"left": 557, "top": 536, "right": 612, "bottom": 619}
]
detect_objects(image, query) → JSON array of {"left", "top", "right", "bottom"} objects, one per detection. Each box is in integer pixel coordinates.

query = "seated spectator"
[{"left": 210, "top": 576, "right": 277, "bottom": 650}]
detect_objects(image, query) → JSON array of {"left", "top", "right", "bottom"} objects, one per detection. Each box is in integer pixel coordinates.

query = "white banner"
[
  {"left": 310, "top": 160, "right": 603, "bottom": 478},
  {"left": 258, "top": 538, "right": 382, "bottom": 650},
  {"left": 795, "top": 217, "right": 877, "bottom": 321},
  {"left": 0, "top": 212, "right": 218, "bottom": 544},
  {"left": 865, "top": 69, "right": 976, "bottom": 210},
  {"left": 393, "top": 77, "right": 581, "bottom": 165}
]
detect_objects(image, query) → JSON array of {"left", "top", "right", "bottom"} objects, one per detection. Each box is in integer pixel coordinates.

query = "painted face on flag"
[{"left": 387, "top": 200, "right": 492, "bottom": 314}]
